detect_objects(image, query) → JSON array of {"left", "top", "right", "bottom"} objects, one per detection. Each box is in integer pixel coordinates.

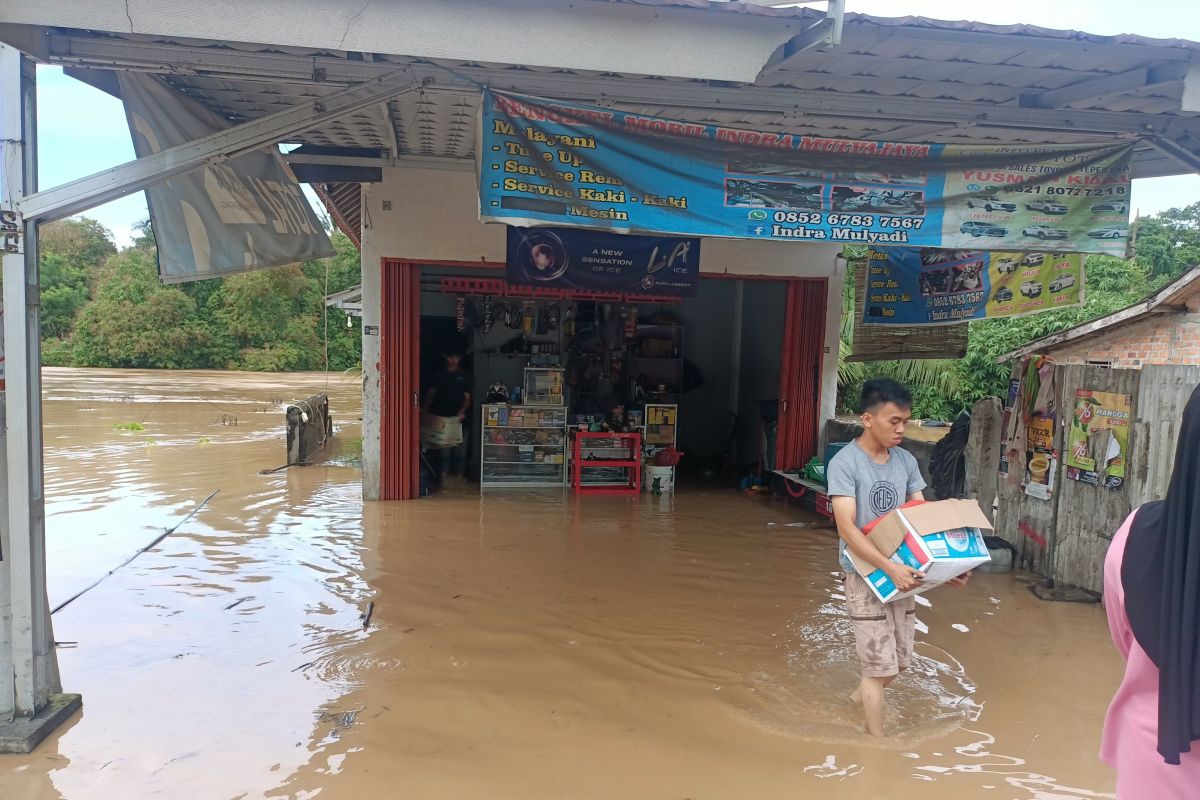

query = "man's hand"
[
  {"left": 948, "top": 571, "right": 973, "bottom": 588},
  {"left": 457, "top": 411, "right": 467, "bottom": 422},
  {"left": 884, "top": 563, "right": 924, "bottom": 593}
]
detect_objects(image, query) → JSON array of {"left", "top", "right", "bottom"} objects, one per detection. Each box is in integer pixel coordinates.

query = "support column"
[
  {"left": 818, "top": 255, "right": 845, "bottom": 451},
  {"left": 0, "top": 43, "right": 78, "bottom": 754},
  {"left": 360, "top": 184, "right": 383, "bottom": 501}
]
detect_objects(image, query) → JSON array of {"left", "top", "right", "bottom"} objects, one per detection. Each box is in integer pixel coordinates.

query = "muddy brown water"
[{"left": 1, "top": 368, "right": 1121, "bottom": 799}]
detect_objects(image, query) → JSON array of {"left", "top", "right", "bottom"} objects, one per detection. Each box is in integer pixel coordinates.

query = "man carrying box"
[{"left": 827, "top": 378, "right": 971, "bottom": 736}]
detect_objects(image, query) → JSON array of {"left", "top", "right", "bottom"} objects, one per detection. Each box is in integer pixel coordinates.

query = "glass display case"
[
  {"left": 480, "top": 404, "right": 568, "bottom": 489},
  {"left": 523, "top": 367, "right": 565, "bottom": 406}
]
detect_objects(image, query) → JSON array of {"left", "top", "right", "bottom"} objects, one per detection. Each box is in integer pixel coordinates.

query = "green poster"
[{"left": 1065, "top": 389, "right": 1132, "bottom": 490}]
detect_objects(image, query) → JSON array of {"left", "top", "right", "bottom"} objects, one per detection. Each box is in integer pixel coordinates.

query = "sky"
[{"left": 34, "top": 0, "right": 1200, "bottom": 247}]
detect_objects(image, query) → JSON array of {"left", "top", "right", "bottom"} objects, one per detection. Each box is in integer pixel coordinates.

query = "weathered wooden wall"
[
  {"left": 1129, "top": 365, "right": 1200, "bottom": 507},
  {"left": 965, "top": 396, "right": 1002, "bottom": 523},
  {"left": 993, "top": 364, "right": 1200, "bottom": 594},
  {"left": 1050, "top": 365, "right": 1138, "bottom": 592}
]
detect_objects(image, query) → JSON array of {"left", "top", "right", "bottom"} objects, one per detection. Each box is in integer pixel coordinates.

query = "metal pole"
[{"left": 1, "top": 43, "right": 59, "bottom": 717}]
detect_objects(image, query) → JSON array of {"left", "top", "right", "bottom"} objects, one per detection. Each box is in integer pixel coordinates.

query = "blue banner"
[
  {"left": 862, "top": 247, "right": 1084, "bottom": 326},
  {"left": 479, "top": 91, "right": 1133, "bottom": 255},
  {"left": 506, "top": 227, "right": 699, "bottom": 296}
]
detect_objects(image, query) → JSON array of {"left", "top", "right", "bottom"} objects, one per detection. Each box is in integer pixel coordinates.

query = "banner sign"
[
  {"left": 506, "top": 227, "right": 699, "bottom": 296},
  {"left": 861, "top": 247, "right": 1084, "bottom": 326},
  {"left": 117, "top": 71, "right": 335, "bottom": 283},
  {"left": 1066, "top": 390, "right": 1132, "bottom": 489},
  {"left": 479, "top": 91, "right": 1133, "bottom": 255}
]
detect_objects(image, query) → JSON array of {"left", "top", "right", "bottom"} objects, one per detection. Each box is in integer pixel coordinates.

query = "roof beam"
[
  {"left": 43, "top": 36, "right": 1200, "bottom": 140},
  {"left": 879, "top": 122, "right": 962, "bottom": 141},
  {"left": 764, "top": 48, "right": 1112, "bottom": 82},
  {"left": 1020, "top": 63, "right": 1188, "bottom": 109},
  {"left": 1144, "top": 134, "right": 1200, "bottom": 174},
  {"left": 34, "top": 34, "right": 1200, "bottom": 177},
  {"left": 1184, "top": 59, "right": 1200, "bottom": 112},
  {"left": 861, "top": 21, "right": 1197, "bottom": 63},
  {"left": 13, "top": 69, "right": 419, "bottom": 223}
]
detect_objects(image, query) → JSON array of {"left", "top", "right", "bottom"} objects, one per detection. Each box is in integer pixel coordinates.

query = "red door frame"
[
  {"left": 776, "top": 279, "right": 828, "bottom": 471},
  {"left": 380, "top": 259, "right": 503, "bottom": 500},
  {"left": 379, "top": 261, "right": 826, "bottom": 499}
]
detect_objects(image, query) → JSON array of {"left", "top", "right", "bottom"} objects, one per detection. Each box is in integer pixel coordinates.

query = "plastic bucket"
[{"left": 645, "top": 465, "right": 675, "bottom": 493}]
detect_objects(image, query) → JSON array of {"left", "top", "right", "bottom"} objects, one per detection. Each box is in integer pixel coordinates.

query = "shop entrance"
[{"left": 380, "top": 259, "right": 826, "bottom": 500}]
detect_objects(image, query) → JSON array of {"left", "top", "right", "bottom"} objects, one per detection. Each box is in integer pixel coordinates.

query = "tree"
[
  {"left": 69, "top": 247, "right": 216, "bottom": 369},
  {"left": 1130, "top": 201, "right": 1200, "bottom": 277},
  {"left": 38, "top": 218, "right": 116, "bottom": 265},
  {"left": 36, "top": 218, "right": 117, "bottom": 347}
]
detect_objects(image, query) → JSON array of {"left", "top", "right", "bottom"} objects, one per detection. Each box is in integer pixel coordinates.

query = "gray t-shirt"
[{"left": 826, "top": 440, "right": 926, "bottom": 571}]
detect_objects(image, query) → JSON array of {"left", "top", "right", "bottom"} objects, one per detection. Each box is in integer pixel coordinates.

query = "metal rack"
[{"left": 572, "top": 431, "right": 642, "bottom": 495}]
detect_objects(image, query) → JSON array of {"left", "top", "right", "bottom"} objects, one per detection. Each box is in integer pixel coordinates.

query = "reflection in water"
[{"left": 0, "top": 369, "right": 1120, "bottom": 799}]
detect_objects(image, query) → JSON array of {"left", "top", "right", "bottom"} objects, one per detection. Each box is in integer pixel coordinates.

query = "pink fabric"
[{"left": 1101, "top": 510, "right": 1200, "bottom": 797}]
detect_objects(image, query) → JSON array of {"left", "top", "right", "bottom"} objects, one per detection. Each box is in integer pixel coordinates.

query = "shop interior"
[{"left": 416, "top": 265, "right": 801, "bottom": 493}]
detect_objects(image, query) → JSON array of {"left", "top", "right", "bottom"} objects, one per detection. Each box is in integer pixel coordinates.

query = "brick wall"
[{"left": 1047, "top": 312, "right": 1200, "bottom": 368}]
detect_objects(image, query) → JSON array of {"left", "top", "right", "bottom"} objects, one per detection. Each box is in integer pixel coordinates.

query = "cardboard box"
[{"left": 849, "top": 499, "right": 993, "bottom": 603}]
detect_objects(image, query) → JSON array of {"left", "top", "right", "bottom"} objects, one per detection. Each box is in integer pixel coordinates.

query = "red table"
[{"left": 571, "top": 432, "right": 642, "bottom": 495}]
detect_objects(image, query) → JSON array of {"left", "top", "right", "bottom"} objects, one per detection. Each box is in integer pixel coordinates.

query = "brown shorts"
[{"left": 844, "top": 571, "right": 917, "bottom": 678}]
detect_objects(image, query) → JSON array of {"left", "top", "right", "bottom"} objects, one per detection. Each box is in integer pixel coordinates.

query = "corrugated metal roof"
[
  {"left": 618, "top": 1, "right": 1200, "bottom": 52},
  {"left": 27, "top": 4, "right": 1200, "bottom": 242}
]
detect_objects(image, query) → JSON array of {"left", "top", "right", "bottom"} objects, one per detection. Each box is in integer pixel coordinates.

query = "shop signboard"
[
  {"left": 506, "top": 226, "right": 699, "bottom": 296},
  {"left": 479, "top": 90, "right": 1132, "bottom": 254},
  {"left": 1065, "top": 389, "right": 1132, "bottom": 489},
  {"left": 860, "top": 247, "right": 1084, "bottom": 326}
]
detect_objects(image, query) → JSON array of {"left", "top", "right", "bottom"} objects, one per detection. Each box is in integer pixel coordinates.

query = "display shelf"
[
  {"left": 572, "top": 432, "right": 642, "bottom": 495},
  {"left": 481, "top": 404, "right": 567, "bottom": 490}
]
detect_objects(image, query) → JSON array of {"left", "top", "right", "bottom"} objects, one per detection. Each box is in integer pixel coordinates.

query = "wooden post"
[{"left": 965, "top": 396, "right": 1002, "bottom": 523}]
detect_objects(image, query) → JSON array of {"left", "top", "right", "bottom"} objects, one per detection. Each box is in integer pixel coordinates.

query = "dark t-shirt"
[{"left": 428, "top": 369, "right": 473, "bottom": 417}]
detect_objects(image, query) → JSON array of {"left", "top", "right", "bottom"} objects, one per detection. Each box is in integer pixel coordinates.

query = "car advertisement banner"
[
  {"left": 479, "top": 91, "right": 1133, "bottom": 255},
  {"left": 506, "top": 227, "right": 699, "bottom": 296},
  {"left": 1066, "top": 390, "right": 1132, "bottom": 489},
  {"left": 861, "top": 247, "right": 1084, "bottom": 326}
]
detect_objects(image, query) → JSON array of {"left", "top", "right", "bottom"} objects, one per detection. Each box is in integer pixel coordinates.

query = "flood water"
[{"left": 2, "top": 368, "right": 1121, "bottom": 799}]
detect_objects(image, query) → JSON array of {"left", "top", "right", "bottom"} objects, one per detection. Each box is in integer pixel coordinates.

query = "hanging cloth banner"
[
  {"left": 117, "top": 71, "right": 335, "bottom": 283},
  {"left": 479, "top": 90, "right": 1133, "bottom": 255},
  {"left": 849, "top": 259, "right": 968, "bottom": 359},
  {"left": 861, "top": 247, "right": 1085, "bottom": 326},
  {"left": 506, "top": 227, "right": 699, "bottom": 296}
]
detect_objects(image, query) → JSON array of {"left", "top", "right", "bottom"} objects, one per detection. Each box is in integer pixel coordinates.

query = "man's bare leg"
[{"left": 853, "top": 675, "right": 897, "bottom": 736}]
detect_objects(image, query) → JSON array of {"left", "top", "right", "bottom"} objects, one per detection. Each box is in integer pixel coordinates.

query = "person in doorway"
[
  {"left": 422, "top": 349, "right": 472, "bottom": 481},
  {"left": 826, "top": 378, "right": 969, "bottom": 737},
  {"left": 1101, "top": 384, "right": 1200, "bottom": 796}
]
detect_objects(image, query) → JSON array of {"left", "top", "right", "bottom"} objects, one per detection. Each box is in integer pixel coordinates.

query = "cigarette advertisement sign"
[
  {"left": 506, "top": 227, "right": 699, "bottom": 297},
  {"left": 479, "top": 91, "right": 1133, "bottom": 254},
  {"left": 1066, "top": 390, "right": 1132, "bottom": 489},
  {"left": 862, "top": 247, "right": 1084, "bottom": 326}
]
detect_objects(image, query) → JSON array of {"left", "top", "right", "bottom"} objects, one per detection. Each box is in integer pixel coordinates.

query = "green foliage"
[
  {"left": 69, "top": 247, "right": 217, "bottom": 369},
  {"left": 37, "top": 219, "right": 116, "bottom": 339},
  {"left": 35, "top": 216, "right": 362, "bottom": 373},
  {"left": 113, "top": 422, "right": 145, "bottom": 431}
]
